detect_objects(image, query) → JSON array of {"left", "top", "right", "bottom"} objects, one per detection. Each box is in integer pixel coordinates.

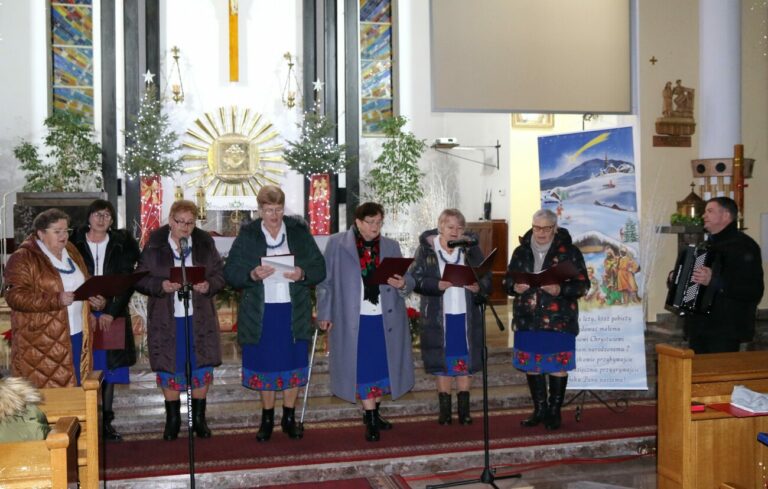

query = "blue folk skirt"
[
  {"left": 92, "top": 312, "right": 130, "bottom": 384},
  {"left": 155, "top": 316, "right": 214, "bottom": 391},
  {"left": 356, "top": 314, "right": 391, "bottom": 400},
  {"left": 513, "top": 330, "right": 576, "bottom": 374},
  {"left": 434, "top": 313, "right": 471, "bottom": 377},
  {"left": 242, "top": 302, "right": 309, "bottom": 391}
]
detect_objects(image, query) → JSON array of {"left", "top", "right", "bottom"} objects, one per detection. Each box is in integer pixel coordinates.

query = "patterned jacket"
[{"left": 504, "top": 227, "right": 589, "bottom": 335}]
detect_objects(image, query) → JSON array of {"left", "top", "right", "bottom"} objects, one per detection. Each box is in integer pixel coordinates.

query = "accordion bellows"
[{"left": 666, "top": 244, "right": 718, "bottom": 316}]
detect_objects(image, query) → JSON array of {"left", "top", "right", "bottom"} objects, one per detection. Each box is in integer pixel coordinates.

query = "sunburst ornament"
[{"left": 182, "top": 107, "right": 285, "bottom": 196}]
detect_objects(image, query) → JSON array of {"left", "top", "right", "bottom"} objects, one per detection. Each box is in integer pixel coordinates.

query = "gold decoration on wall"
[{"left": 181, "top": 106, "right": 285, "bottom": 196}]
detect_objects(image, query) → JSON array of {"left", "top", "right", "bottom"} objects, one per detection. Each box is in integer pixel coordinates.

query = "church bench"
[
  {"left": 0, "top": 415, "right": 79, "bottom": 489},
  {"left": 38, "top": 370, "right": 102, "bottom": 489}
]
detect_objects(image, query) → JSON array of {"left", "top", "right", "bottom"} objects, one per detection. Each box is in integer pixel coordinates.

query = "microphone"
[
  {"left": 447, "top": 236, "right": 478, "bottom": 248},
  {"left": 179, "top": 237, "right": 189, "bottom": 253}
]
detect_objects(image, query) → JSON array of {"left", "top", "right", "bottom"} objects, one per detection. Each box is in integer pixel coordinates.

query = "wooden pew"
[
  {"left": 38, "top": 371, "right": 102, "bottom": 489},
  {"left": 656, "top": 344, "right": 768, "bottom": 489},
  {"left": 0, "top": 416, "right": 79, "bottom": 489}
]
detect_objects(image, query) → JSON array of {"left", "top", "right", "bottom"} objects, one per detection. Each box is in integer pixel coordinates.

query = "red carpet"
[
  {"left": 104, "top": 403, "right": 656, "bottom": 480},
  {"left": 256, "top": 475, "right": 411, "bottom": 489}
]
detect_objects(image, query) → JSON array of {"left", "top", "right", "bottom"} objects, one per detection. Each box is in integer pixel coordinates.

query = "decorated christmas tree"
[
  {"left": 120, "top": 83, "right": 182, "bottom": 178},
  {"left": 282, "top": 101, "right": 348, "bottom": 178}
]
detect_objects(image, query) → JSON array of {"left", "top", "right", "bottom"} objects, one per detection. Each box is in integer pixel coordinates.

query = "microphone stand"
[
  {"left": 177, "top": 240, "right": 196, "bottom": 488},
  {"left": 427, "top": 246, "right": 521, "bottom": 489}
]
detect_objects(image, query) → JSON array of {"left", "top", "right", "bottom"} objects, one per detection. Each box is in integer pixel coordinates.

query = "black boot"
[
  {"left": 192, "top": 398, "right": 212, "bottom": 438},
  {"left": 103, "top": 410, "right": 123, "bottom": 441},
  {"left": 163, "top": 400, "right": 181, "bottom": 441},
  {"left": 363, "top": 409, "right": 380, "bottom": 442},
  {"left": 545, "top": 375, "right": 568, "bottom": 430},
  {"left": 438, "top": 392, "right": 452, "bottom": 425},
  {"left": 521, "top": 374, "right": 548, "bottom": 427},
  {"left": 281, "top": 406, "right": 303, "bottom": 439},
  {"left": 457, "top": 391, "right": 472, "bottom": 425},
  {"left": 256, "top": 408, "right": 274, "bottom": 442},
  {"left": 374, "top": 401, "right": 393, "bottom": 430}
]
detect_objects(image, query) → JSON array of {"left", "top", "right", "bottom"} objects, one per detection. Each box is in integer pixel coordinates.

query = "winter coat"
[
  {"left": 0, "top": 376, "right": 50, "bottom": 442},
  {"left": 410, "top": 229, "right": 491, "bottom": 374},
  {"left": 223, "top": 215, "right": 326, "bottom": 345},
  {"left": 681, "top": 221, "right": 764, "bottom": 341},
  {"left": 316, "top": 229, "right": 415, "bottom": 403},
  {"left": 504, "top": 227, "right": 590, "bottom": 335},
  {"left": 135, "top": 226, "right": 225, "bottom": 373},
  {"left": 71, "top": 226, "right": 140, "bottom": 369},
  {"left": 4, "top": 237, "right": 93, "bottom": 388}
]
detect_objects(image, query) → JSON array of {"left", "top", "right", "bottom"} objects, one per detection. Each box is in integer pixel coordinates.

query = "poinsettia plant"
[
  {"left": 2, "top": 328, "right": 11, "bottom": 347},
  {"left": 407, "top": 307, "right": 421, "bottom": 344}
]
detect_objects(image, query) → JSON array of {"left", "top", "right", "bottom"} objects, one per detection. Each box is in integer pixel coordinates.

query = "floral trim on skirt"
[
  {"left": 356, "top": 314, "right": 391, "bottom": 400},
  {"left": 434, "top": 313, "right": 471, "bottom": 377},
  {"left": 512, "top": 330, "right": 576, "bottom": 374},
  {"left": 242, "top": 302, "right": 309, "bottom": 391},
  {"left": 155, "top": 316, "right": 215, "bottom": 391}
]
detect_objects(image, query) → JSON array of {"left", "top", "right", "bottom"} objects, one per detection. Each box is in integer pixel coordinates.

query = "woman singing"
[
  {"left": 505, "top": 209, "right": 589, "bottom": 430},
  {"left": 223, "top": 185, "right": 326, "bottom": 442},
  {"left": 410, "top": 208, "right": 490, "bottom": 425}
]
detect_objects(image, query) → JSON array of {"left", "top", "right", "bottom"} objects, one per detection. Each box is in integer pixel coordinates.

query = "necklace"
[
  {"left": 266, "top": 233, "right": 286, "bottom": 249},
  {"left": 438, "top": 248, "right": 463, "bottom": 264},
  {"left": 55, "top": 257, "right": 77, "bottom": 274},
  {"left": 172, "top": 247, "right": 191, "bottom": 262}
]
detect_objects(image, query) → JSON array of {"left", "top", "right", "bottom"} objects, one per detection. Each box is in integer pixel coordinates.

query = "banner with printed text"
[{"left": 538, "top": 127, "right": 647, "bottom": 390}]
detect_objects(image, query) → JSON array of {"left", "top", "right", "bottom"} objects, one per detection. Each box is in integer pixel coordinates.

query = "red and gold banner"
[
  {"left": 139, "top": 175, "right": 163, "bottom": 248},
  {"left": 309, "top": 173, "right": 331, "bottom": 235}
]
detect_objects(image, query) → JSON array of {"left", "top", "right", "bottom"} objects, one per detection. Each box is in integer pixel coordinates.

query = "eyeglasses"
[
  {"left": 362, "top": 219, "right": 384, "bottom": 227},
  {"left": 532, "top": 225, "right": 554, "bottom": 233},
  {"left": 260, "top": 207, "right": 284, "bottom": 216},
  {"left": 92, "top": 211, "right": 112, "bottom": 220},
  {"left": 173, "top": 218, "right": 196, "bottom": 227},
  {"left": 46, "top": 228, "right": 72, "bottom": 236}
]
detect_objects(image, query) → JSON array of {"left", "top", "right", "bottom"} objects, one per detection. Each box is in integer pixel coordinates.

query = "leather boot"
[
  {"left": 457, "top": 391, "right": 472, "bottom": 425},
  {"left": 374, "top": 401, "right": 393, "bottom": 430},
  {"left": 363, "top": 409, "right": 380, "bottom": 442},
  {"left": 256, "top": 408, "right": 274, "bottom": 442},
  {"left": 438, "top": 392, "right": 452, "bottom": 425},
  {"left": 545, "top": 375, "right": 568, "bottom": 430},
  {"left": 521, "top": 374, "right": 548, "bottom": 427},
  {"left": 163, "top": 400, "right": 181, "bottom": 441},
  {"left": 192, "top": 398, "right": 212, "bottom": 438},
  {"left": 281, "top": 406, "right": 303, "bottom": 439},
  {"left": 103, "top": 410, "right": 123, "bottom": 441}
]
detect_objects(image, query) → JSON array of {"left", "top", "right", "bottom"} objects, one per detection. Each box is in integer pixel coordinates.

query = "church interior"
[{"left": 1, "top": 0, "right": 767, "bottom": 488}]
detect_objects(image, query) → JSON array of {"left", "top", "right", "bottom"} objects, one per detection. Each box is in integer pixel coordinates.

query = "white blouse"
[
  {"left": 433, "top": 238, "right": 467, "bottom": 315},
  {"left": 37, "top": 241, "right": 85, "bottom": 335}
]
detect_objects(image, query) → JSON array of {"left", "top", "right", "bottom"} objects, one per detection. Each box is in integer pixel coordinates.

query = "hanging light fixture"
[
  {"left": 169, "top": 46, "right": 185, "bottom": 104},
  {"left": 281, "top": 52, "right": 301, "bottom": 109}
]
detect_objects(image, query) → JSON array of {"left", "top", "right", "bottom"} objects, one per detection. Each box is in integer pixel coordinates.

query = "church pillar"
[{"left": 699, "top": 0, "right": 741, "bottom": 158}]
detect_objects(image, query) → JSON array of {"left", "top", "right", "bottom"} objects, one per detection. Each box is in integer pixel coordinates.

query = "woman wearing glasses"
[
  {"left": 504, "top": 209, "right": 589, "bottom": 430},
  {"left": 136, "top": 200, "right": 225, "bottom": 441},
  {"left": 410, "top": 208, "right": 490, "bottom": 426},
  {"left": 316, "top": 202, "right": 415, "bottom": 442},
  {"left": 224, "top": 185, "right": 325, "bottom": 442},
  {"left": 71, "top": 199, "right": 140, "bottom": 441},
  {"left": 4, "top": 208, "right": 106, "bottom": 388}
]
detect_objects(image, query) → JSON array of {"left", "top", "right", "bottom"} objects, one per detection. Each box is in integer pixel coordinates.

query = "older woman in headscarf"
[
  {"left": 135, "top": 200, "right": 225, "bottom": 441},
  {"left": 505, "top": 208, "right": 589, "bottom": 430},
  {"left": 4, "top": 208, "right": 106, "bottom": 388}
]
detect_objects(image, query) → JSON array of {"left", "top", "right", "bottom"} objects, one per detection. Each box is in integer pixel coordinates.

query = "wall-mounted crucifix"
[{"left": 229, "top": 0, "right": 239, "bottom": 81}]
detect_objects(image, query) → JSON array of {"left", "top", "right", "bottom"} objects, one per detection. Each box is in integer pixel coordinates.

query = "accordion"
[{"left": 665, "top": 244, "right": 718, "bottom": 316}]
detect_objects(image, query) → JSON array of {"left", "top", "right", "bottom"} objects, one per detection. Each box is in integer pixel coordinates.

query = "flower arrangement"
[{"left": 407, "top": 306, "right": 421, "bottom": 344}]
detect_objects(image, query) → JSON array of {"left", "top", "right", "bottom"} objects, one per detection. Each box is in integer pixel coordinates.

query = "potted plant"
[{"left": 363, "top": 115, "right": 427, "bottom": 218}]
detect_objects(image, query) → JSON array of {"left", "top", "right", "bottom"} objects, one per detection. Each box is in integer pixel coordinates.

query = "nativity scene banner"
[{"left": 538, "top": 127, "right": 647, "bottom": 390}]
